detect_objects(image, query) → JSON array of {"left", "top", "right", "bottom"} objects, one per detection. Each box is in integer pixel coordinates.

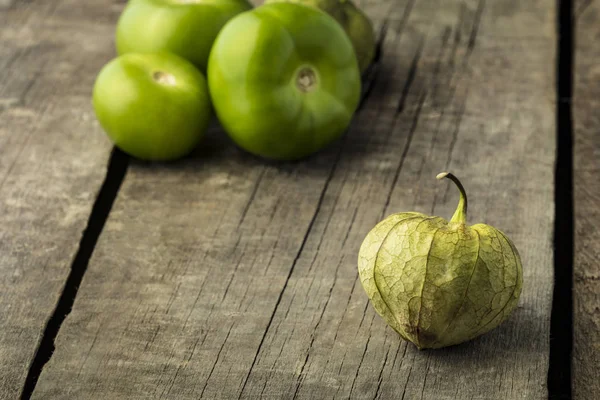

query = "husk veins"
[{"left": 358, "top": 173, "right": 523, "bottom": 349}]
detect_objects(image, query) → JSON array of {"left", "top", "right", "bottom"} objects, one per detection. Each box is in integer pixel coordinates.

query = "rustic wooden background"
[{"left": 0, "top": 0, "right": 596, "bottom": 399}]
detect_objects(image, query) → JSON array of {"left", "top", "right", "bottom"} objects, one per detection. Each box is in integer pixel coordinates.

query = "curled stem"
[{"left": 436, "top": 172, "right": 468, "bottom": 224}]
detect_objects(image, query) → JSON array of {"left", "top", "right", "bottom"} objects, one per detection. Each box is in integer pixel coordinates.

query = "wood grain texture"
[
  {"left": 573, "top": 0, "right": 600, "bottom": 398},
  {"left": 34, "top": 0, "right": 556, "bottom": 398},
  {"left": 0, "top": 1, "right": 118, "bottom": 398}
]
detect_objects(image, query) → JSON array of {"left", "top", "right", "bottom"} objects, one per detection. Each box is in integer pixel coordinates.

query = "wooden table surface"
[{"left": 0, "top": 0, "right": 597, "bottom": 399}]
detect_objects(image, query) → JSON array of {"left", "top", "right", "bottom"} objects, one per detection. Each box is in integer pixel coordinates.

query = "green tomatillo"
[
  {"left": 93, "top": 52, "right": 212, "bottom": 161},
  {"left": 208, "top": 2, "right": 361, "bottom": 161},
  {"left": 358, "top": 173, "right": 523, "bottom": 349},
  {"left": 264, "top": 0, "right": 376, "bottom": 73},
  {"left": 116, "top": 0, "right": 253, "bottom": 73}
]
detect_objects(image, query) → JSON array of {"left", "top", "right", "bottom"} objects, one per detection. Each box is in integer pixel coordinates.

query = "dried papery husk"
[{"left": 358, "top": 172, "right": 523, "bottom": 349}]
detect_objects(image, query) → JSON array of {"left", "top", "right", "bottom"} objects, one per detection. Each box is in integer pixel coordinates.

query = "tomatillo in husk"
[{"left": 358, "top": 173, "right": 523, "bottom": 349}]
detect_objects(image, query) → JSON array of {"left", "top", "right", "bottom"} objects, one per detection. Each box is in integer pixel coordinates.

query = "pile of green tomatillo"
[{"left": 93, "top": 0, "right": 376, "bottom": 161}]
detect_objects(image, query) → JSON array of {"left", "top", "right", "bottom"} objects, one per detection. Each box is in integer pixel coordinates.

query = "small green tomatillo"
[
  {"left": 358, "top": 172, "right": 523, "bottom": 349},
  {"left": 93, "top": 52, "right": 212, "bottom": 161}
]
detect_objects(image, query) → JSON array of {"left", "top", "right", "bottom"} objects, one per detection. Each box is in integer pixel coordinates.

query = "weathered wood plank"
[
  {"left": 573, "top": 0, "right": 600, "bottom": 398},
  {"left": 0, "top": 1, "right": 118, "bottom": 398},
  {"left": 34, "top": 0, "right": 556, "bottom": 398}
]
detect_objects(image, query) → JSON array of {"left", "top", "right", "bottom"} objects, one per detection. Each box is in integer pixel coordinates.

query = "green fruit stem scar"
[
  {"left": 437, "top": 171, "right": 468, "bottom": 225},
  {"left": 296, "top": 67, "right": 318, "bottom": 93},
  {"left": 153, "top": 71, "right": 177, "bottom": 86}
]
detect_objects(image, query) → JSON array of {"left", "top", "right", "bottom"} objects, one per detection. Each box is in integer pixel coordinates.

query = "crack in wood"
[
  {"left": 238, "top": 168, "right": 266, "bottom": 227},
  {"left": 382, "top": 91, "right": 427, "bottom": 218},
  {"left": 199, "top": 325, "right": 233, "bottom": 399},
  {"left": 574, "top": 0, "right": 594, "bottom": 18},
  {"left": 20, "top": 148, "right": 129, "bottom": 400},
  {"left": 373, "top": 345, "right": 390, "bottom": 400},
  {"left": 341, "top": 207, "right": 359, "bottom": 249},
  {"left": 467, "top": 0, "right": 486, "bottom": 58},
  {"left": 397, "top": 0, "right": 418, "bottom": 37},
  {"left": 237, "top": 150, "right": 342, "bottom": 399},
  {"left": 348, "top": 333, "right": 372, "bottom": 398},
  {"left": 291, "top": 257, "right": 342, "bottom": 398},
  {"left": 357, "top": 19, "right": 390, "bottom": 111},
  {"left": 397, "top": 36, "right": 425, "bottom": 114},
  {"left": 548, "top": 0, "right": 574, "bottom": 398}
]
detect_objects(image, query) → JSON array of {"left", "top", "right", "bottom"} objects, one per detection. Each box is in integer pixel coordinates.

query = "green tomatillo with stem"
[
  {"left": 358, "top": 172, "right": 523, "bottom": 349},
  {"left": 93, "top": 52, "right": 212, "bottom": 161},
  {"left": 207, "top": 2, "right": 361, "bottom": 161}
]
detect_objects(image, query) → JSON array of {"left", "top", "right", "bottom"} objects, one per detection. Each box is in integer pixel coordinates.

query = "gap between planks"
[
  {"left": 548, "top": 0, "right": 574, "bottom": 398},
  {"left": 20, "top": 149, "right": 129, "bottom": 400}
]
